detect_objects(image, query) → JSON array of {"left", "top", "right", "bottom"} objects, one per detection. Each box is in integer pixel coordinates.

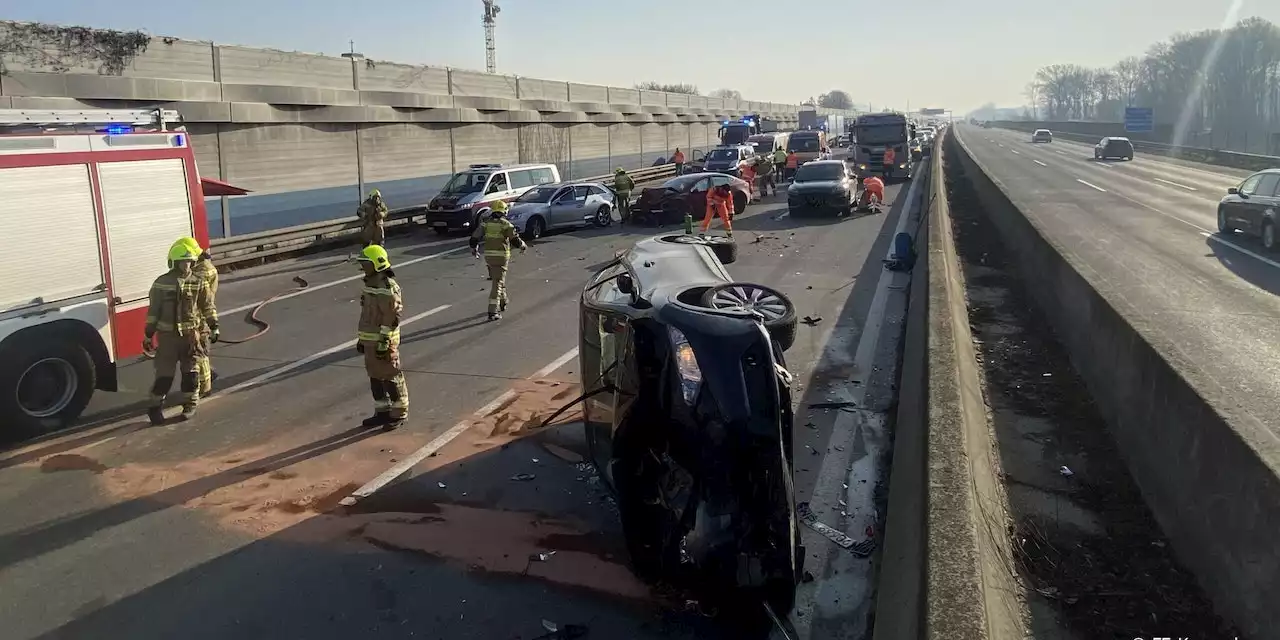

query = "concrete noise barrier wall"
[{"left": 946, "top": 131, "right": 1280, "bottom": 639}]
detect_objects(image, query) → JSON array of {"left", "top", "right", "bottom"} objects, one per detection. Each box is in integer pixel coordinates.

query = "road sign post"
[{"left": 1124, "top": 107, "right": 1154, "bottom": 133}]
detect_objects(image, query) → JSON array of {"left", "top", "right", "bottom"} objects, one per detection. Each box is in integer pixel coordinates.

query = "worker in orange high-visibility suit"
[
  {"left": 785, "top": 151, "right": 799, "bottom": 181},
  {"left": 883, "top": 147, "right": 897, "bottom": 180},
  {"left": 701, "top": 183, "right": 735, "bottom": 236},
  {"left": 859, "top": 175, "right": 885, "bottom": 210},
  {"left": 672, "top": 148, "right": 686, "bottom": 175}
]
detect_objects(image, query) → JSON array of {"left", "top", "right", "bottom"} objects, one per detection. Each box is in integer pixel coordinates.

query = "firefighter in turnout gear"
[
  {"left": 144, "top": 243, "right": 217, "bottom": 425},
  {"left": 173, "top": 237, "right": 220, "bottom": 396},
  {"left": 613, "top": 168, "right": 635, "bottom": 223},
  {"left": 469, "top": 200, "right": 527, "bottom": 321},
  {"left": 358, "top": 189, "right": 389, "bottom": 246},
  {"left": 355, "top": 245, "right": 409, "bottom": 430}
]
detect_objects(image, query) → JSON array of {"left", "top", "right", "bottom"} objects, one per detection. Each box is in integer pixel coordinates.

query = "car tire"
[
  {"left": 700, "top": 283, "right": 798, "bottom": 352},
  {"left": 594, "top": 205, "right": 613, "bottom": 227},
  {"left": 733, "top": 192, "right": 748, "bottom": 215},
  {"left": 525, "top": 216, "right": 546, "bottom": 240},
  {"left": 1263, "top": 221, "right": 1277, "bottom": 252},
  {"left": 656, "top": 234, "right": 737, "bottom": 264},
  {"left": 0, "top": 336, "right": 96, "bottom": 440},
  {"left": 1217, "top": 207, "right": 1233, "bottom": 234}
]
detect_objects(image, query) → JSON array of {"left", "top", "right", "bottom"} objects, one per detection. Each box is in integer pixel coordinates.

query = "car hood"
[
  {"left": 507, "top": 202, "right": 550, "bottom": 217},
  {"left": 789, "top": 181, "right": 846, "bottom": 195},
  {"left": 637, "top": 187, "right": 678, "bottom": 203}
]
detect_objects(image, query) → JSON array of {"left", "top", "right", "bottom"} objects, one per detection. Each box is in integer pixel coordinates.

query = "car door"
[
  {"left": 547, "top": 186, "right": 576, "bottom": 227},
  {"left": 1230, "top": 173, "right": 1267, "bottom": 233},
  {"left": 580, "top": 271, "right": 637, "bottom": 489},
  {"left": 1245, "top": 173, "right": 1280, "bottom": 235},
  {"left": 560, "top": 185, "right": 592, "bottom": 226},
  {"left": 687, "top": 176, "right": 712, "bottom": 215}
]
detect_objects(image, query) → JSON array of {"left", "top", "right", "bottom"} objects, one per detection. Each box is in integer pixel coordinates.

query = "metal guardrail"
[
  {"left": 991, "top": 124, "right": 1280, "bottom": 172},
  {"left": 209, "top": 163, "right": 681, "bottom": 266}
]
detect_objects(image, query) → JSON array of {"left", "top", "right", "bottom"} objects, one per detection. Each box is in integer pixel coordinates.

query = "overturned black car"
[{"left": 578, "top": 233, "right": 802, "bottom": 623}]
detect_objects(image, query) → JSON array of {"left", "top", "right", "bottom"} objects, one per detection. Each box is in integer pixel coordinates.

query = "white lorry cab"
[{"left": 0, "top": 108, "right": 247, "bottom": 437}]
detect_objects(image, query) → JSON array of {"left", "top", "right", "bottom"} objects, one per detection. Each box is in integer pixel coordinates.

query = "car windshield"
[
  {"left": 517, "top": 185, "right": 561, "bottom": 203},
  {"left": 661, "top": 175, "right": 700, "bottom": 190},
  {"left": 441, "top": 171, "right": 489, "bottom": 194},
  {"left": 706, "top": 148, "right": 739, "bottom": 162},
  {"left": 854, "top": 124, "right": 907, "bottom": 144},
  {"left": 794, "top": 164, "right": 844, "bottom": 182},
  {"left": 788, "top": 136, "right": 821, "bottom": 152},
  {"left": 751, "top": 139, "right": 776, "bottom": 153}
]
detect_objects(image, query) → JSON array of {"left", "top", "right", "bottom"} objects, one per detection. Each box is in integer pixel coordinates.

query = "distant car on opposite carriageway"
[{"left": 1032, "top": 129, "right": 1053, "bottom": 143}]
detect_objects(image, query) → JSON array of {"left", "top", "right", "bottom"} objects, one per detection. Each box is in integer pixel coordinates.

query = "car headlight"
[{"left": 668, "top": 326, "right": 702, "bottom": 405}]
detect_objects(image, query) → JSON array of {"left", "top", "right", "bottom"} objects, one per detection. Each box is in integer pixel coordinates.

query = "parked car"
[
  {"left": 579, "top": 232, "right": 800, "bottom": 620},
  {"left": 1094, "top": 137, "right": 1135, "bottom": 160},
  {"left": 632, "top": 173, "right": 752, "bottom": 226},
  {"left": 506, "top": 181, "right": 615, "bottom": 239},
  {"left": 787, "top": 160, "right": 858, "bottom": 218},
  {"left": 1217, "top": 168, "right": 1280, "bottom": 250},
  {"left": 423, "top": 163, "right": 561, "bottom": 234}
]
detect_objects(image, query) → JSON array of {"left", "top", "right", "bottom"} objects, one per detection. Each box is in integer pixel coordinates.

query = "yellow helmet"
[
  {"left": 167, "top": 243, "right": 199, "bottom": 265},
  {"left": 490, "top": 200, "right": 508, "bottom": 214},
  {"left": 173, "top": 236, "right": 203, "bottom": 258},
  {"left": 357, "top": 244, "right": 392, "bottom": 272},
  {"left": 369, "top": 188, "right": 381, "bottom": 198}
]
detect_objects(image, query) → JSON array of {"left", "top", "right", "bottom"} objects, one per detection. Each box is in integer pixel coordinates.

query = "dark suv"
[
  {"left": 1095, "top": 136, "right": 1135, "bottom": 160},
  {"left": 579, "top": 233, "right": 802, "bottom": 619}
]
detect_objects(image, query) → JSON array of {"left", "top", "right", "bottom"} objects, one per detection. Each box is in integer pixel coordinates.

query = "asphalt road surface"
[
  {"left": 0, "top": 166, "right": 922, "bottom": 640},
  {"left": 955, "top": 124, "right": 1278, "bottom": 448}
]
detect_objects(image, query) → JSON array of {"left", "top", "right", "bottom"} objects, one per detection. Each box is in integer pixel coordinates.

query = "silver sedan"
[{"left": 505, "top": 181, "right": 615, "bottom": 239}]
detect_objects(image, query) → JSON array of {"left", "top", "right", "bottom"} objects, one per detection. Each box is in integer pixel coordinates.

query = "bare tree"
[
  {"left": 635, "top": 81, "right": 700, "bottom": 95},
  {"left": 1027, "top": 18, "right": 1280, "bottom": 153},
  {"left": 818, "top": 90, "right": 853, "bottom": 110},
  {"left": 710, "top": 88, "right": 743, "bottom": 100}
]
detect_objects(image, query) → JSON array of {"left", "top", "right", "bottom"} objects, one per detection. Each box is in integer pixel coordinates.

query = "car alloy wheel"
[{"left": 706, "top": 284, "right": 791, "bottom": 323}]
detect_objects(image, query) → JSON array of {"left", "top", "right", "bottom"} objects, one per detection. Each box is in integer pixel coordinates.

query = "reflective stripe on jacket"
[
  {"left": 145, "top": 270, "right": 215, "bottom": 336},
  {"left": 469, "top": 218, "right": 526, "bottom": 260},
  {"left": 357, "top": 275, "right": 403, "bottom": 343}
]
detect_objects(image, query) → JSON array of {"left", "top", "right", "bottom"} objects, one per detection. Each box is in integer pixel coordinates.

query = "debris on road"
[
  {"left": 531, "top": 550, "right": 557, "bottom": 562},
  {"left": 532, "top": 619, "right": 589, "bottom": 639},
  {"left": 542, "top": 442, "right": 584, "bottom": 463},
  {"left": 801, "top": 315, "right": 822, "bottom": 326},
  {"left": 511, "top": 473, "right": 536, "bottom": 482},
  {"left": 1058, "top": 465, "right": 1074, "bottom": 478},
  {"left": 797, "top": 502, "right": 857, "bottom": 550}
]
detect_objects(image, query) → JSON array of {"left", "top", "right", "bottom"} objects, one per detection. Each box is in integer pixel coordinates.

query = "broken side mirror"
[
  {"left": 616, "top": 273, "right": 634, "bottom": 295},
  {"left": 1227, "top": 187, "right": 1239, "bottom": 195}
]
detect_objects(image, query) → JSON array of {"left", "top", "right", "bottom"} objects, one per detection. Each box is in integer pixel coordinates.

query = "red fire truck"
[{"left": 0, "top": 108, "right": 248, "bottom": 436}]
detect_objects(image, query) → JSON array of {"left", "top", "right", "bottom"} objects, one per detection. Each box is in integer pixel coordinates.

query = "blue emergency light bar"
[{"left": 102, "top": 124, "right": 134, "bottom": 135}]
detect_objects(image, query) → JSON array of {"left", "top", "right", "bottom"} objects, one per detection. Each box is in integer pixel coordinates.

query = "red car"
[{"left": 632, "top": 173, "right": 752, "bottom": 226}]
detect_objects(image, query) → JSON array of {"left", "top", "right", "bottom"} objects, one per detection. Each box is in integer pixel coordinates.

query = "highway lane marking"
[
  {"left": 791, "top": 161, "right": 924, "bottom": 639},
  {"left": 1055, "top": 150, "right": 1068, "bottom": 155},
  {"left": 1076, "top": 179, "right": 1108, "bottom": 192},
  {"left": 222, "top": 245, "right": 470, "bottom": 315},
  {"left": 339, "top": 346, "right": 581, "bottom": 506},
  {"left": 1154, "top": 177, "right": 1198, "bottom": 191},
  {"left": 219, "top": 304, "right": 453, "bottom": 396},
  {"left": 1200, "top": 231, "right": 1280, "bottom": 270},
  {"left": 1010, "top": 149, "right": 1021, "bottom": 155},
  {"left": 1033, "top": 160, "right": 1048, "bottom": 167}
]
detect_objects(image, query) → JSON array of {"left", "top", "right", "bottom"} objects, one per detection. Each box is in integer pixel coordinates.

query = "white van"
[{"left": 423, "top": 163, "right": 561, "bottom": 234}]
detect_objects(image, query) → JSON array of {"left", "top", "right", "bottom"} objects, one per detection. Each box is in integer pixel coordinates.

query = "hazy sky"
[{"left": 5, "top": 0, "right": 1280, "bottom": 113}]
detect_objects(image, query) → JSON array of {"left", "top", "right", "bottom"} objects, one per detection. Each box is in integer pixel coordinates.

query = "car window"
[
  {"left": 710, "top": 175, "right": 733, "bottom": 187},
  {"left": 1239, "top": 174, "right": 1264, "bottom": 195},
  {"left": 592, "top": 185, "right": 611, "bottom": 197},
  {"left": 1254, "top": 174, "right": 1280, "bottom": 198},
  {"left": 690, "top": 178, "right": 711, "bottom": 193},
  {"left": 531, "top": 167, "right": 557, "bottom": 185},
  {"left": 551, "top": 187, "right": 574, "bottom": 203},
  {"left": 487, "top": 172, "right": 509, "bottom": 194},
  {"left": 508, "top": 169, "right": 535, "bottom": 190},
  {"left": 572, "top": 185, "right": 592, "bottom": 200}
]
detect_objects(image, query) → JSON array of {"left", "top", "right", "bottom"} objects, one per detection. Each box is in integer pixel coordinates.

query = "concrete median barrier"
[{"left": 946, "top": 128, "right": 1280, "bottom": 638}]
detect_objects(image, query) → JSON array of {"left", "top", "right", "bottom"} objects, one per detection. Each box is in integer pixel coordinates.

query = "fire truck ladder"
[{"left": 0, "top": 108, "right": 183, "bottom": 131}]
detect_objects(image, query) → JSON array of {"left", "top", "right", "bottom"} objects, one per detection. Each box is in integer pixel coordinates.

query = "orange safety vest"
[
  {"left": 786, "top": 153, "right": 799, "bottom": 169},
  {"left": 673, "top": 150, "right": 686, "bottom": 163},
  {"left": 884, "top": 148, "right": 896, "bottom": 165}
]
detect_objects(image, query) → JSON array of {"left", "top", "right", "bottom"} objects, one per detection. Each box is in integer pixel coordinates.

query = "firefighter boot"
[
  {"left": 362, "top": 412, "right": 391, "bottom": 428},
  {"left": 177, "top": 371, "right": 199, "bottom": 421},
  {"left": 383, "top": 379, "right": 408, "bottom": 432},
  {"left": 363, "top": 378, "right": 391, "bottom": 427},
  {"left": 147, "top": 406, "right": 166, "bottom": 426},
  {"left": 147, "top": 375, "right": 174, "bottom": 426}
]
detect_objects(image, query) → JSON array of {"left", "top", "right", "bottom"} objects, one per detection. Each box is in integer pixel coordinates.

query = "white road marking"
[
  {"left": 791, "top": 162, "right": 923, "bottom": 638},
  {"left": 997, "top": 143, "right": 1005, "bottom": 148},
  {"left": 1077, "top": 179, "right": 1108, "bottom": 192},
  {"left": 1154, "top": 177, "right": 1198, "bottom": 191},
  {"left": 1010, "top": 149, "right": 1021, "bottom": 155},
  {"left": 219, "top": 304, "right": 452, "bottom": 396},
  {"left": 222, "top": 245, "right": 470, "bottom": 315},
  {"left": 1033, "top": 160, "right": 1048, "bottom": 167},
  {"left": 1055, "top": 149, "right": 1068, "bottom": 155},
  {"left": 1202, "top": 232, "right": 1280, "bottom": 270},
  {"left": 339, "top": 346, "right": 581, "bottom": 505}
]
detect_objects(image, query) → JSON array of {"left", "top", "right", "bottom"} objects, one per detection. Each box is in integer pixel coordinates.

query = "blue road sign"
[{"left": 1124, "top": 107, "right": 1154, "bottom": 133}]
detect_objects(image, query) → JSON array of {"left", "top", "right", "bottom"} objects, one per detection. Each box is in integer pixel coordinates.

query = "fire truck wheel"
[{"left": 0, "top": 338, "right": 96, "bottom": 438}]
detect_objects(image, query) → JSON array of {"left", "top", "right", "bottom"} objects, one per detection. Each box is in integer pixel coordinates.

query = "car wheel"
[
  {"left": 733, "top": 192, "right": 748, "bottom": 214},
  {"left": 1217, "top": 207, "right": 1233, "bottom": 235},
  {"left": 524, "top": 216, "right": 545, "bottom": 240},
  {"left": 658, "top": 234, "right": 737, "bottom": 264},
  {"left": 594, "top": 205, "right": 613, "bottom": 227},
  {"left": 700, "top": 283, "right": 798, "bottom": 351},
  {"left": 1263, "top": 221, "right": 1277, "bottom": 252},
  {"left": 0, "top": 337, "right": 96, "bottom": 439}
]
